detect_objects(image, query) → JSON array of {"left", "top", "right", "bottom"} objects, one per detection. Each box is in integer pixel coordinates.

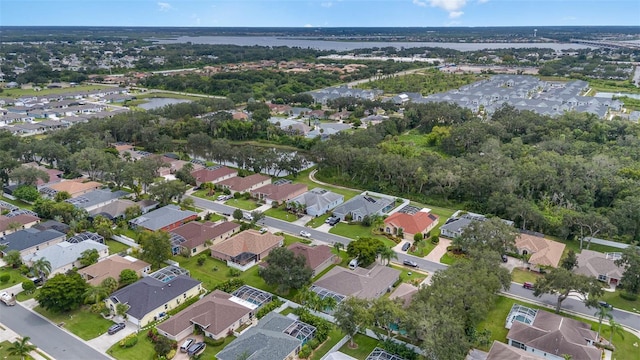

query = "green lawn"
[
  {"left": 338, "top": 333, "right": 380, "bottom": 359},
  {"left": 0, "top": 196, "right": 34, "bottom": 210},
  {"left": 34, "top": 305, "right": 114, "bottom": 340},
  {"left": 310, "top": 327, "right": 345, "bottom": 360},
  {"left": 106, "top": 331, "right": 156, "bottom": 360},
  {"left": 329, "top": 223, "right": 396, "bottom": 248},
  {"left": 264, "top": 207, "right": 298, "bottom": 222},
  {"left": 408, "top": 240, "right": 436, "bottom": 257},
  {"left": 16, "top": 288, "right": 39, "bottom": 301},
  {"left": 2, "top": 84, "right": 110, "bottom": 97},
  {"left": 510, "top": 268, "right": 543, "bottom": 284},
  {"left": 224, "top": 198, "right": 259, "bottom": 210},
  {"left": 439, "top": 251, "right": 463, "bottom": 265},
  {"left": 0, "top": 340, "right": 35, "bottom": 360},
  {"left": 203, "top": 213, "right": 226, "bottom": 222},
  {"left": 288, "top": 168, "right": 361, "bottom": 201},
  {"left": 134, "top": 92, "right": 203, "bottom": 101},
  {"left": 282, "top": 234, "right": 312, "bottom": 247},
  {"left": 599, "top": 290, "right": 640, "bottom": 314},
  {"left": 477, "top": 295, "right": 640, "bottom": 358},
  {"left": 306, "top": 213, "right": 332, "bottom": 228},
  {"left": 106, "top": 240, "right": 130, "bottom": 255},
  {"left": 115, "top": 228, "right": 139, "bottom": 241},
  {"left": 390, "top": 264, "right": 426, "bottom": 287},
  {"left": 0, "top": 267, "right": 29, "bottom": 290},
  {"left": 201, "top": 336, "right": 236, "bottom": 357}
]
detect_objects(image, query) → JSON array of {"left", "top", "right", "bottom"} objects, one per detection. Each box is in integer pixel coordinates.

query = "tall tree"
[
  {"left": 452, "top": 217, "right": 518, "bottom": 256},
  {"left": 560, "top": 249, "right": 579, "bottom": 270},
  {"left": 3, "top": 250, "right": 22, "bottom": 268},
  {"left": 378, "top": 246, "right": 397, "bottom": 266},
  {"left": 594, "top": 304, "right": 613, "bottom": 339},
  {"left": 346, "top": 237, "right": 384, "bottom": 267},
  {"left": 9, "top": 166, "right": 50, "bottom": 187},
  {"left": 333, "top": 297, "right": 373, "bottom": 348},
  {"left": 36, "top": 272, "right": 88, "bottom": 313},
  {"left": 30, "top": 258, "right": 52, "bottom": 283},
  {"left": 83, "top": 285, "right": 109, "bottom": 304},
  {"left": 614, "top": 242, "right": 640, "bottom": 295},
  {"left": 78, "top": 249, "right": 100, "bottom": 267},
  {"left": 118, "top": 269, "right": 138, "bottom": 287},
  {"left": 371, "top": 296, "right": 405, "bottom": 338},
  {"left": 139, "top": 231, "right": 172, "bottom": 269},
  {"left": 606, "top": 319, "right": 624, "bottom": 346},
  {"left": 260, "top": 247, "right": 313, "bottom": 294},
  {"left": 7, "top": 337, "right": 37, "bottom": 360},
  {"left": 533, "top": 267, "right": 604, "bottom": 313}
]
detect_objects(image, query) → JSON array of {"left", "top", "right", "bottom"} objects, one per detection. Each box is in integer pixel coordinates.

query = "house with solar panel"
[
  {"left": 105, "top": 265, "right": 202, "bottom": 328},
  {"left": 65, "top": 189, "right": 128, "bottom": 212}
]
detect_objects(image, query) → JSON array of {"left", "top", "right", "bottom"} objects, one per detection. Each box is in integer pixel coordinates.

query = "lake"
[
  {"left": 595, "top": 92, "right": 640, "bottom": 100},
  {"left": 138, "top": 98, "right": 191, "bottom": 110},
  {"left": 150, "top": 36, "right": 592, "bottom": 51}
]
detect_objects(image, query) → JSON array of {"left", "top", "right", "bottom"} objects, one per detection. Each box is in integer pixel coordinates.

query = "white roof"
[{"left": 23, "top": 239, "right": 107, "bottom": 271}]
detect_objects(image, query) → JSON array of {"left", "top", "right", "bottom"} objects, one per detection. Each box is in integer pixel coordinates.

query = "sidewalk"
[{"left": 0, "top": 322, "right": 56, "bottom": 360}]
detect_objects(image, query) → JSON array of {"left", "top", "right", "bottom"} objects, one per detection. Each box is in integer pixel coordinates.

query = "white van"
[
  {"left": 348, "top": 258, "right": 359, "bottom": 270},
  {"left": 180, "top": 338, "right": 195, "bottom": 352}
]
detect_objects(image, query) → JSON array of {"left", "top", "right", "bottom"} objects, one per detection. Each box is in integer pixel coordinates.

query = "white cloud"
[
  {"left": 449, "top": 11, "right": 464, "bottom": 18},
  {"left": 304, "top": 24, "right": 314, "bottom": 28},
  {"left": 428, "top": 0, "right": 467, "bottom": 12},
  {"left": 157, "top": 2, "right": 172, "bottom": 12},
  {"left": 412, "top": 0, "right": 427, "bottom": 7},
  {"left": 321, "top": 2, "right": 333, "bottom": 8}
]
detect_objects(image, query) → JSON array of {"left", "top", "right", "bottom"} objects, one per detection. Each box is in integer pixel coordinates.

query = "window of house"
[
  {"left": 192, "top": 248, "right": 196, "bottom": 253},
  {"left": 598, "top": 274, "right": 608, "bottom": 281}
]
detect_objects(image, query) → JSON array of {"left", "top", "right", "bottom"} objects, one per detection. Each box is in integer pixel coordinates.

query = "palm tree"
[
  {"left": 333, "top": 242, "right": 344, "bottom": 254},
  {"left": 379, "top": 246, "right": 397, "bottom": 266},
  {"left": 7, "top": 336, "right": 37, "bottom": 360},
  {"left": 320, "top": 295, "right": 338, "bottom": 312},
  {"left": 30, "top": 258, "right": 52, "bottom": 283},
  {"left": 606, "top": 319, "right": 625, "bottom": 346},
  {"left": 83, "top": 286, "right": 109, "bottom": 304},
  {"left": 594, "top": 304, "right": 613, "bottom": 339}
]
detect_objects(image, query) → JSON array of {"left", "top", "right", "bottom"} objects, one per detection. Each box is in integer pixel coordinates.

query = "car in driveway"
[
  {"left": 107, "top": 323, "right": 125, "bottom": 335},
  {"left": 501, "top": 254, "right": 508, "bottom": 263},
  {"left": 300, "top": 230, "right": 311, "bottom": 238},
  {"left": 180, "top": 338, "right": 195, "bottom": 352},
  {"left": 403, "top": 260, "right": 418, "bottom": 268},
  {"left": 187, "top": 342, "right": 206, "bottom": 356},
  {"left": 401, "top": 242, "right": 411, "bottom": 251},
  {"left": 326, "top": 216, "right": 340, "bottom": 226}
]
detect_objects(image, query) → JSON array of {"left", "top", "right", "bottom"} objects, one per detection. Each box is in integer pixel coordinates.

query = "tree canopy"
[
  {"left": 36, "top": 272, "right": 88, "bottom": 313},
  {"left": 259, "top": 247, "right": 313, "bottom": 294},
  {"left": 346, "top": 237, "right": 384, "bottom": 267},
  {"left": 139, "top": 231, "right": 173, "bottom": 269}
]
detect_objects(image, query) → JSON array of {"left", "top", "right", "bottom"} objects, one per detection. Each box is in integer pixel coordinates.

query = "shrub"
[
  {"left": 0, "top": 273, "right": 10, "bottom": 283},
  {"left": 204, "top": 337, "right": 226, "bottom": 347},
  {"left": 296, "top": 309, "right": 332, "bottom": 344},
  {"left": 620, "top": 291, "right": 638, "bottom": 301},
  {"left": 380, "top": 338, "right": 418, "bottom": 360},
  {"left": 22, "top": 280, "right": 36, "bottom": 293},
  {"left": 413, "top": 233, "right": 423, "bottom": 243},
  {"left": 298, "top": 344, "right": 312, "bottom": 359},
  {"left": 256, "top": 298, "right": 284, "bottom": 319},
  {"left": 430, "top": 235, "right": 439, "bottom": 244},
  {"left": 197, "top": 255, "right": 206, "bottom": 266},
  {"left": 119, "top": 334, "right": 138, "bottom": 348},
  {"left": 227, "top": 268, "right": 242, "bottom": 277},
  {"left": 214, "top": 279, "right": 245, "bottom": 293},
  {"left": 166, "top": 349, "right": 176, "bottom": 359}
]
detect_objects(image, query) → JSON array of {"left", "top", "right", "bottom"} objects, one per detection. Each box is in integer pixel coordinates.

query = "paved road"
[{"left": 0, "top": 304, "right": 111, "bottom": 360}]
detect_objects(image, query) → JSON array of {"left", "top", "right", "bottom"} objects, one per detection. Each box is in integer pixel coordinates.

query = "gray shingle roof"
[
  {"left": 332, "top": 195, "right": 393, "bottom": 220},
  {"left": 65, "top": 189, "right": 128, "bottom": 209},
  {"left": 129, "top": 204, "right": 197, "bottom": 231},
  {"left": 0, "top": 228, "right": 66, "bottom": 253}
]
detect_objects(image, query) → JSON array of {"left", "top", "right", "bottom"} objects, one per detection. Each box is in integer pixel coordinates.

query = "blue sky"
[{"left": 2, "top": 0, "right": 639, "bottom": 27}]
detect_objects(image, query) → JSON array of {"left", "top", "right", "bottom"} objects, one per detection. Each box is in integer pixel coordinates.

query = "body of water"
[
  {"left": 595, "top": 92, "right": 640, "bottom": 100},
  {"left": 150, "top": 36, "right": 592, "bottom": 51},
  {"left": 138, "top": 97, "right": 191, "bottom": 110}
]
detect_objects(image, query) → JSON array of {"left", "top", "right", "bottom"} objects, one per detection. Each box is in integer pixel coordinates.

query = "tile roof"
[
  {"left": 46, "top": 179, "right": 102, "bottom": 197},
  {"left": 389, "top": 283, "right": 418, "bottom": 308},
  {"left": 384, "top": 211, "right": 439, "bottom": 235},
  {"left": 515, "top": 233, "right": 566, "bottom": 268},
  {"left": 171, "top": 221, "right": 240, "bottom": 250},
  {"left": 287, "top": 243, "right": 334, "bottom": 272},
  {"left": 313, "top": 264, "right": 400, "bottom": 300},
  {"left": 0, "top": 214, "right": 40, "bottom": 232},
  {"left": 210, "top": 230, "right": 283, "bottom": 258},
  {"left": 485, "top": 341, "right": 540, "bottom": 360},
  {"left": 89, "top": 199, "right": 139, "bottom": 219},
  {"left": 65, "top": 189, "right": 128, "bottom": 209},
  {"left": 332, "top": 195, "right": 393, "bottom": 220},
  {"left": 251, "top": 183, "right": 308, "bottom": 202},
  {"left": 81, "top": 255, "right": 150, "bottom": 286},
  {"left": 219, "top": 173, "right": 271, "bottom": 192},
  {"left": 289, "top": 188, "right": 343, "bottom": 214},
  {"left": 156, "top": 290, "right": 252, "bottom": 337},
  {"left": 190, "top": 166, "right": 237, "bottom": 184}
]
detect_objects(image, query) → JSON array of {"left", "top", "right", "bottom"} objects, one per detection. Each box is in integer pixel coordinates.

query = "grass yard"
[
  {"left": 106, "top": 240, "right": 130, "bottom": 255},
  {"left": 264, "top": 207, "right": 298, "bottom": 222},
  {"left": 1, "top": 84, "right": 110, "bottom": 98},
  {"left": 409, "top": 240, "right": 436, "bottom": 257},
  {"left": 16, "top": 288, "right": 39, "bottom": 301},
  {"left": 106, "top": 331, "right": 156, "bottom": 360},
  {"left": 115, "top": 227, "right": 140, "bottom": 241},
  {"left": 391, "top": 264, "right": 426, "bottom": 287},
  {"left": 476, "top": 295, "right": 640, "bottom": 358},
  {"left": 599, "top": 290, "right": 640, "bottom": 314},
  {"left": 329, "top": 223, "right": 396, "bottom": 248},
  {"left": 338, "top": 333, "right": 380, "bottom": 359},
  {"left": 289, "top": 168, "right": 361, "bottom": 201},
  {"left": 510, "top": 268, "right": 543, "bottom": 284},
  {"left": 0, "top": 267, "right": 29, "bottom": 290},
  {"left": 306, "top": 213, "right": 333, "bottom": 228},
  {"left": 282, "top": 234, "right": 312, "bottom": 247},
  {"left": 224, "top": 198, "right": 259, "bottom": 210},
  {"left": 439, "top": 250, "right": 464, "bottom": 265},
  {"left": 0, "top": 340, "right": 35, "bottom": 360},
  {"left": 310, "top": 327, "right": 345, "bottom": 360},
  {"left": 0, "top": 196, "right": 34, "bottom": 210},
  {"left": 200, "top": 336, "right": 236, "bottom": 358},
  {"left": 34, "top": 305, "right": 114, "bottom": 341}
]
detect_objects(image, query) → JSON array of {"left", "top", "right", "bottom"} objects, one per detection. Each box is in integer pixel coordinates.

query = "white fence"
[{"left": 584, "top": 237, "right": 630, "bottom": 249}]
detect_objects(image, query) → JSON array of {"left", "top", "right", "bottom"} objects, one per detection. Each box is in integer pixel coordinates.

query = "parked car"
[
  {"left": 328, "top": 217, "right": 340, "bottom": 226},
  {"left": 501, "top": 254, "right": 508, "bottom": 263},
  {"left": 259, "top": 227, "right": 268, "bottom": 234},
  {"left": 180, "top": 338, "right": 195, "bottom": 353},
  {"left": 325, "top": 216, "right": 334, "bottom": 224},
  {"left": 403, "top": 260, "right": 418, "bottom": 268},
  {"left": 522, "top": 282, "right": 534, "bottom": 290},
  {"left": 244, "top": 213, "right": 254, "bottom": 221},
  {"left": 348, "top": 258, "right": 359, "bottom": 270},
  {"left": 217, "top": 195, "right": 227, "bottom": 201},
  {"left": 300, "top": 230, "right": 311, "bottom": 238},
  {"left": 598, "top": 301, "right": 613, "bottom": 309},
  {"left": 401, "top": 242, "right": 411, "bottom": 251},
  {"left": 187, "top": 342, "right": 206, "bottom": 356},
  {"left": 107, "top": 323, "right": 126, "bottom": 335}
]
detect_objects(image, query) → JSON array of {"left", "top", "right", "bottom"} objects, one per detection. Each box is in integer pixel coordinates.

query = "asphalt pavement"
[{"left": 0, "top": 303, "right": 111, "bottom": 360}]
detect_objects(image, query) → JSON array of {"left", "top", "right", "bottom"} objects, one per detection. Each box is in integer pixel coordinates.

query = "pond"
[
  {"left": 138, "top": 97, "right": 191, "bottom": 110},
  {"left": 594, "top": 92, "right": 640, "bottom": 100}
]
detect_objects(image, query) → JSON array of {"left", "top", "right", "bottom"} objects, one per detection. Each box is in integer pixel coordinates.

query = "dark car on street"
[
  {"left": 522, "top": 282, "right": 534, "bottom": 290},
  {"left": 108, "top": 323, "right": 125, "bottom": 335}
]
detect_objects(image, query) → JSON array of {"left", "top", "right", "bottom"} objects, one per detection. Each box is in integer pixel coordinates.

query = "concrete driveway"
[
  {"left": 424, "top": 238, "right": 451, "bottom": 263},
  {"left": 87, "top": 320, "right": 136, "bottom": 352},
  {"left": 501, "top": 255, "right": 525, "bottom": 273}
]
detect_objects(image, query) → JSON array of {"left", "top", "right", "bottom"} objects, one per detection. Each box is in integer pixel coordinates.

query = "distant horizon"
[
  {"left": 1, "top": 0, "right": 639, "bottom": 27},
  {"left": 2, "top": 25, "right": 639, "bottom": 29}
]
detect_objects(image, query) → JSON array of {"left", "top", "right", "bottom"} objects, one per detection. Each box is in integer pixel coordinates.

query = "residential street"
[{"left": 0, "top": 303, "right": 111, "bottom": 360}]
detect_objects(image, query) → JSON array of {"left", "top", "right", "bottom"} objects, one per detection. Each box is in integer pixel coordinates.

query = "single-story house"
[
  {"left": 0, "top": 213, "right": 40, "bottom": 236},
  {"left": 287, "top": 243, "right": 336, "bottom": 276},
  {"left": 485, "top": 341, "right": 540, "bottom": 360},
  {"left": 33, "top": 220, "right": 70, "bottom": 234},
  {"left": 80, "top": 254, "right": 151, "bottom": 286},
  {"left": 216, "top": 312, "right": 312, "bottom": 360},
  {"left": 389, "top": 283, "right": 419, "bottom": 308},
  {"left": 0, "top": 228, "right": 66, "bottom": 257},
  {"left": 288, "top": 188, "right": 344, "bottom": 217},
  {"left": 440, "top": 211, "right": 514, "bottom": 238},
  {"left": 210, "top": 230, "right": 284, "bottom": 271},
  {"left": 312, "top": 264, "right": 400, "bottom": 301},
  {"left": 506, "top": 306, "right": 600, "bottom": 360},
  {"left": 156, "top": 290, "right": 254, "bottom": 341},
  {"left": 157, "top": 156, "right": 205, "bottom": 177},
  {"left": 575, "top": 250, "right": 625, "bottom": 287},
  {"left": 515, "top": 232, "right": 566, "bottom": 270},
  {"left": 129, "top": 204, "right": 198, "bottom": 232},
  {"left": 170, "top": 221, "right": 241, "bottom": 257},
  {"left": 332, "top": 195, "right": 394, "bottom": 222},
  {"left": 89, "top": 198, "right": 139, "bottom": 220},
  {"left": 218, "top": 173, "right": 271, "bottom": 194},
  {"left": 383, "top": 210, "right": 439, "bottom": 240},
  {"left": 42, "top": 179, "right": 102, "bottom": 198},
  {"left": 191, "top": 166, "right": 238, "bottom": 186},
  {"left": 251, "top": 182, "right": 308, "bottom": 205},
  {"left": 23, "top": 239, "right": 108, "bottom": 276},
  {"left": 106, "top": 275, "right": 202, "bottom": 328},
  {"left": 65, "top": 189, "right": 128, "bottom": 212}
]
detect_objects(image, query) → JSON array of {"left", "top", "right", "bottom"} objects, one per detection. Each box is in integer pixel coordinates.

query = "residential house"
[
  {"left": 170, "top": 221, "right": 241, "bottom": 257},
  {"left": 383, "top": 210, "right": 439, "bottom": 240},
  {"left": 287, "top": 243, "right": 336, "bottom": 276},
  {"left": 105, "top": 275, "right": 202, "bottom": 328},
  {"left": 190, "top": 166, "right": 238, "bottom": 186},
  {"left": 389, "top": 283, "right": 419, "bottom": 308},
  {"left": 65, "top": 189, "right": 128, "bottom": 212},
  {"left": 485, "top": 341, "right": 541, "bottom": 360},
  {"left": 89, "top": 199, "right": 140, "bottom": 220},
  {"left": 515, "top": 232, "right": 566, "bottom": 270},
  {"left": 33, "top": 220, "right": 70, "bottom": 234},
  {"left": 440, "top": 211, "right": 514, "bottom": 238},
  {"left": 312, "top": 264, "right": 400, "bottom": 301},
  {"left": 129, "top": 204, "right": 198, "bottom": 232},
  {"left": 21, "top": 163, "right": 63, "bottom": 188},
  {"left": 251, "top": 182, "right": 308, "bottom": 205},
  {"left": 216, "top": 312, "right": 314, "bottom": 360},
  {"left": 288, "top": 188, "right": 344, "bottom": 217},
  {"left": 575, "top": 250, "right": 625, "bottom": 287},
  {"left": 156, "top": 290, "right": 254, "bottom": 341},
  {"left": 218, "top": 173, "right": 271, "bottom": 194},
  {"left": 332, "top": 195, "right": 394, "bottom": 222},
  {"left": 23, "top": 239, "right": 108, "bottom": 276},
  {"left": 210, "top": 230, "right": 284, "bottom": 271},
  {"left": 0, "top": 228, "right": 66, "bottom": 257},
  {"left": 80, "top": 254, "right": 151, "bottom": 286},
  {"left": 505, "top": 306, "right": 600, "bottom": 360},
  {"left": 0, "top": 214, "right": 40, "bottom": 236},
  {"left": 43, "top": 179, "right": 102, "bottom": 198}
]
